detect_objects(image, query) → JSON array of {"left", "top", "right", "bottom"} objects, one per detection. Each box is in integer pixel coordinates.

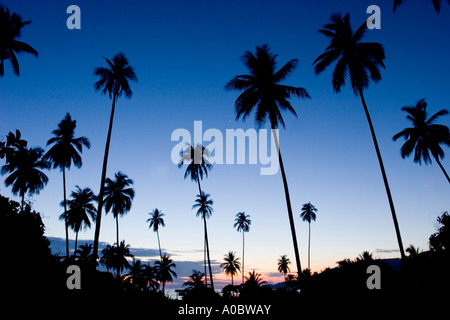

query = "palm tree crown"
[
  {"left": 0, "top": 5, "right": 38, "bottom": 76},
  {"left": 94, "top": 52, "right": 138, "bottom": 99},
  {"left": 300, "top": 202, "right": 317, "bottom": 223},
  {"left": 192, "top": 191, "right": 214, "bottom": 220},
  {"left": 313, "top": 13, "right": 385, "bottom": 96},
  {"left": 225, "top": 44, "right": 310, "bottom": 128},
  {"left": 44, "top": 113, "right": 90, "bottom": 171},
  {"left": 393, "top": 99, "right": 450, "bottom": 165},
  {"left": 178, "top": 143, "right": 212, "bottom": 193},
  {"left": 154, "top": 254, "right": 177, "bottom": 295}
]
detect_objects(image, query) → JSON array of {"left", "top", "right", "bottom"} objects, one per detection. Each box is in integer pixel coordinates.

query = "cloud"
[{"left": 375, "top": 248, "right": 399, "bottom": 254}]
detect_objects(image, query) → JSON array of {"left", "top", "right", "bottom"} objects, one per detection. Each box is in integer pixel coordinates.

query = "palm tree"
[
  {"left": 1, "top": 146, "right": 49, "bottom": 211},
  {"left": 220, "top": 251, "right": 241, "bottom": 286},
  {"left": 178, "top": 143, "right": 212, "bottom": 195},
  {"left": 103, "top": 171, "right": 135, "bottom": 246},
  {"left": 100, "top": 240, "right": 134, "bottom": 277},
  {"left": 226, "top": 44, "right": 310, "bottom": 275},
  {"left": 393, "top": 0, "right": 449, "bottom": 13},
  {"left": 244, "top": 270, "right": 267, "bottom": 287},
  {"left": 44, "top": 113, "right": 90, "bottom": 258},
  {"left": 406, "top": 244, "right": 421, "bottom": 258},
  {"left": 277, "top": 255, "right": 291, "bottom": 276},
  {"left": 313, "top": 13, "right": 406, "bottom": 260},
  {"left": 233, "top": 212, "right": 251, "bottom": 284},
  {"left": 92, "top": 53, "right": 138, "bottom": 259},
  {"left": 393, "top": 99, "right": 450, "bottom": 184},
  {"left": 154, "top": 254, "right": 177, "bottom": 295},
  {"left": 300, "top": 202, "right": 317, "bottom": 270},
  {"left": 146, "top": 208, "right": 166, "bottom": 260},
  {"left": 0, "top": 5, "right": 38, "bottom": 76},
  {"left": 356, "top": 251, "right": 374, "bottom": 262},
  {"left": 192, "top": 191, "right": 215, "bottom": 290},
  {"left": 60, "top": 186, "right": 96, "bottom": 254},
  {"left": 183, "top": 270, "right": 205, "bottom": 290}
]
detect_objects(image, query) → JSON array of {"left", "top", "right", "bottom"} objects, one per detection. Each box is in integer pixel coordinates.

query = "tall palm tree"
[
  {"left": 192, "top": 191, "right": 215, "bottom": 290},
  {"left": 220, "top": 251, "right": 241, "bottom": 286},
  {"left": 44, "top": 113, "right": 90, "bottom": 258},
  {"left": 300, "top": 202, "right": 317, "bottom": 270},
  {"left": 154, "top": 254, "right": 177, "bottom": 295},
  {"left": 313, "top": 13, "right": 406, "bottom": 260},
  {"left": 100, "top": 240, "right": 134, "bottom": 277},
  {"left": 103, "top": 171, "right": 135, "bottom": 246},
  {"left": 0, "top": 5, "right": 38, "bottom": 76},
  {"left": 233, "top": 212, "right": 251, "bottom": 284},
  {"left": 92, "top": 53, "right": 138, "bottom": 259},
  {"left": 393, "top": 99, "right": 450, "bottom": 184},
  {"left": 393, "top": 0, "right": 450, "bottom": 13},
  {"left": 179, "top": 143, "right": 212, "bottom": 286},
  {"left": 277, "top": 255, "right": 291, "bottom": 277},
  {"left": 1, "top": 146, "right": 49, "bottom": 211},
  {"left": 226, "top": 44, "right": 310, "bottom": 275},
  {"left": 60, "top": 186, "right": 96, "bottom": 254},
  {"left": 146, "top": 208, "right": 166, "bottom": 260}
]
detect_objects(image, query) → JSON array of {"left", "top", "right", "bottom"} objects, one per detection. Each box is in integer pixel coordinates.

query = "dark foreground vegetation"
[{"left": 2, "top": 193, "right": 448, "bottom": 317}]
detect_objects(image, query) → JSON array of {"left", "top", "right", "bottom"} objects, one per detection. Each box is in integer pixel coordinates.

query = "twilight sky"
[{"left": 1, "top": 0, "right": 450, "bottom": 287}]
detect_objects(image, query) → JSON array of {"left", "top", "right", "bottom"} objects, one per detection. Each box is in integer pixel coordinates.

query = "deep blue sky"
[{"left": 1, "top": 0, "right": 450, "bottom": 286}]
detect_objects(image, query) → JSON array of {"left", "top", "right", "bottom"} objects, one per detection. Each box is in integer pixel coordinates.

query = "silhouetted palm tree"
[
  {"left": 183, "top": 270, "right": 205, "bottom": 290},
  {"left": 244, "top": 270, "right": 267, "bottom": 287},
  {"left": 0, "top": 5, "right": 38, "bottom": 76},
  {"left": 75, "top": 243, "right": 95, "bottom": 266},
  {"left": 1, "top": 146, "right": 49, "bottom": 211},
  {"left": 179, "top": 143, "right": 212, "bottom": 195},
  {"left": 277, "top": 255, "right": 291, "bottom": 276},
  {"left": 393, "top": 99, "right": 450, "bottom": 184},
  {"left": 226, "top": 44, "right": 310, "bottom": 275},
  {"left": 44, "top": 113, "right": 90, "bottom": 258},
  {"left": 300, "top": 202, "right": 317, "bottom": 270},
  {"left": 104, "top": 171, "right": 135, "bottom": 246},
  {"left": 147, "top": 208, "right": 165, "bottom": 260},
  {"left": 60, "top": 186, "right": 96, "bottom": 254},
  {"left": 100, "top": 240, "right": 134, "bottom": 277},
  {"left": 356, "top": 251, "right": 374, "bottom": 262},
  {"left": 233, "top": 212, "right": 251, "bottom": 284},
  {"left": 314, "top": 13, "right": 406, "bottom": 260},
  {"left": 93, "top": 53, "right": 138, "bottom": 259},
  {"left": 179, "top": 143, "right": 212, "bottom": 286},
  {"left": 406, "top": 244, "right": 421, "bottom": 258},
  {"left": 393, "top": 0, "right": 449, "bottom": 13},
  {"left": 192, "top": 191, "right": 214, "bottom": 290},
  {"left": 154, "top": 254, "right": 177, "bottom": 295},
  {"left": 220, "top": 251, "right": 241, "bottom": 286}
]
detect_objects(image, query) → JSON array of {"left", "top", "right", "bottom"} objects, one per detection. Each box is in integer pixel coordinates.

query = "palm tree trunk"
[
  {"left": 435, "top": 157, "right": 450, "bottom": 184},
  {"left": 63, "top": 167, "right": 69, "bottom": 258},
  {"left": 308, "top": 222, "right": 311, "bottom": 270},
  {"left": 116, "top": 215, "right": 119, "bottom": 246},
  {"left": 21, "top": 192, "right": 25, "bottom": 212},
  {"left": 197, "top": 179, "right": 208, "bottom": 288},
  {"left": 203, "top": 217, "right": 214, "bottom": 290},
  {"left": 358, "top": 88, "right": 406, "bottom": 260},
  {"left": 242, "top": 231, "right": 245, "bottom": 285},
  {"left": 75, "top": 230, "right": 79, "bottom": 255},
  {"left": 272, "top": 128, "right": 302, "bottom": 274},
  {"left": 157, "top": 229, "right": 162, "bottom": 260},
  {"left": 93, "top": 92, "right": 117, "bottom": 260}
]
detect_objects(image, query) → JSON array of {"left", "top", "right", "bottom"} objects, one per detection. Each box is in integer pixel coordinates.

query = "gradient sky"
[{"left": 1, "top": 0, "right": 450, "bottom": 288}]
